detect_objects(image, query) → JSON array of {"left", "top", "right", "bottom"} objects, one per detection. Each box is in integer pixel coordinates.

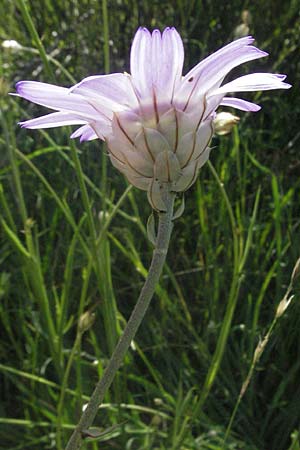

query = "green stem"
[
  {"left": 57, "top": 333, "right": 83, "bottom": 450},
  {"left": 17, "top": 0, "right": 55, "bottom": 82},
  {"left": 69, "top": 141, "right": 118, "bottom": 354},
  {"left": 101, "top": 0, "right": 110, "bottom": 211},
  {"left": 223, "top": 318, "right": 277, "bottom": 447},
  {"left": 1, "top": 109, "right": 60, "bottom": 375},
  {"left": 193, "top": 161, "right": 241, "bottom": 414},
  {"left": 102, "top": 0, "right": 110, "bottom": 74},
  {"left": 65, "top": 188, "right": 175, "bottom": 450}
]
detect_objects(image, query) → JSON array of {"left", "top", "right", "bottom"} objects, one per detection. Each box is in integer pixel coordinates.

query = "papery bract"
[{"left": 15, "top": 27, "right": 291, "bottom": 210}]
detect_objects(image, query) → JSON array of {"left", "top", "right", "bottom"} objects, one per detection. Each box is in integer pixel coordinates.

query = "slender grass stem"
[
  {"left": 101, "top": 0, "right": 110, "bottom": 211},
  {"left": 193, "top": 171, "right": 260, "bottom": 417},
  {"left": 102, "top": 0, "right": 110, "bottom": 75},
  {"left": 223, "top": 317, "right": 277, "bottom": 447},
  {"left": 69, "top": 140, "right": 118, "bottom": 355},
  {"left": 1, "top": 109, "right": 61, "bottom": 375},
  {"left": 57, "top": 333, "right": 83, "bottom": 450},
  {"left": 193, "top": 161, "right": 241, "bottom": 414},
  {"left": 65, "top": 188, "right": 175, "bottom": 450},
  {"left": 56, "top": 185, "right": 132, "bottom": 445},
  {"left": 16, "top": 0, "right": 55, "bottom": 82},
  {"left": 223, "top": 257, "right": 299, "bottom": 446}
]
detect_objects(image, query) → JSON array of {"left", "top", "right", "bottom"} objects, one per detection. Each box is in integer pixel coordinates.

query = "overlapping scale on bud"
[{"left": 105, "top": 106, "right": 213, "bottom": 211}]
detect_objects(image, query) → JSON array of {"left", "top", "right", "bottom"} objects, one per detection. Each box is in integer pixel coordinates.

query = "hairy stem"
[{"left": 65, "top": 188, "right": 175, "bottom": 450}]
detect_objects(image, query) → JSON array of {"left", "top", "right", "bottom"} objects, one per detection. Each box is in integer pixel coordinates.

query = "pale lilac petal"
[
  {"left": 19, "top": 112, "right": 87, "bottom": 129},
  {"left": 213, "top": 73, "right": 292, "bottom": 95},
  {"left": 130, "top": 27, "right": 152, "bottom": 96},
  {"left": 130, "top": 27, "right": 184, "bottom": 101},
  {"left": 70, "top": 73, "right": 139, "bottom": 110},
  {"left": 203, "top": 93, "right": 224, "bottom": 120},
  {"left": 70, "top": 125, "right": 99, "bottom": 142},
  {"left": 162, "top": 28, "right": 184, "bottom": 91},
  {"left": 16, "top": 81, "right": 103, "bottom": 120},
  {"left": 155, "top": 28, "right": 184, "bottom": 100},
  {"left": 220, "top": 97, "right": 261, "bottom": 112},
  {"left": 174, "top": 37, "right": 267, "bottom": 111},
  {"left": 151, "top": 30, "right": 162, "bottom": 87}
]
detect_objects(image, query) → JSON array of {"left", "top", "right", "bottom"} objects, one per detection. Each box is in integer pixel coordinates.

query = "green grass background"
[{"left": 0, "top": 0, "right": 300, "bottom": 449}]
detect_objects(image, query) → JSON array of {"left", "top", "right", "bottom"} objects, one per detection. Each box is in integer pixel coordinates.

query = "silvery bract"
[{"left": 15, "top": 28, "right": 290, "bottom": 210}]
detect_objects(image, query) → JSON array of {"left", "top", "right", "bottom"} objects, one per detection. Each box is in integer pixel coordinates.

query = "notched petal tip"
[
  {"left": 274, "top": 74, "right": 291, "bottom": 89},
  {"left": 15, "top": 81, "right": 25, "bottom": 94},
  {"left": 135, "top": 26, "right": 147, "bottom": 34},
  {"left": 142, "top": 27, "right": 151, "bottom": 35},
  {"left": 15, "top": 80, "right": 38, "bottom": 96},
  {"left": 152, "top": 29, "right": 161, "bottom": 37},
  {"left": 18, "top": 121, "right": 28, "bottom": 128},
  {"left": 275, "top": 74, "right": 286, "bottom": 80},
  {"left": 236, "top": 35, "right": 255, "bottom": 45}
]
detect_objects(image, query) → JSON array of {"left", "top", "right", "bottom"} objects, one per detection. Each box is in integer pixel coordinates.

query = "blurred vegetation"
[{"left": 0, "top": 0, "right": 300, "bottom": 449}]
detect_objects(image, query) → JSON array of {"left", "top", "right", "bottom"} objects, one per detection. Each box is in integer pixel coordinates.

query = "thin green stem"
[
  {"left": 0, "top": 110, "right": 27, "bottom": 222},
  {"left": 65, "top": 188, "right": 175, "bottom": 450},
  {"left": 57, "top": 333, "right": 83, "bottom": 450},
  {"left": 69, "top": 140, "right": 118, "bottom": 355},
  {"left": 193, "top": 174, "right": 260, "bottom": 418},
  {"left": 2, "top": 109, "right": 61, "bottom": 375},
  {"left": 223, "top": 318, "right": 277, "bottom": 447},
  {"left": 17, "top": 0, "right": 55, "bottom": 82},
  {"left": 101, "top": 0, "right": 110, "bottom": 211},
  {"left": 102, "top": 0, "right": 110, "bottom": 74},
  {"left": 20, "top": 46, "right": 76, "bottom": 83},
  {"left": 57, "top": 185, "right": 132, "bottom": 447},
  {"left": 223, "top": 257, "right": 299, "bottom": 445},
  {"left": 193, "top": 161, "right": 241, "bottom": 414}
]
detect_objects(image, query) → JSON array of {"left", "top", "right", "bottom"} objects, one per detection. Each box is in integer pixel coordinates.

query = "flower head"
[{"left": 15, "top": 27, "right": 290, "bottom": 210}]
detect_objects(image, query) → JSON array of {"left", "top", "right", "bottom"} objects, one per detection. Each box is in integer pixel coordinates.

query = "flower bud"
[
  {"left": 213, "top": 112, "right": 240, "bottom": 135},
  {"left": 276, "top": 295, "right": 293, "bottom": 319},
  {"left": 291, "top": 258, "right": 300, "bottom": 284},
  {"left": 2, "top": 40, "right": 23, "bottom": 52},
  {"left": 234, "top": 23, "right": 250, "bottom": 39},
  {"left": 78, "top": 310, "right": 96, "bottom": 333}
]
